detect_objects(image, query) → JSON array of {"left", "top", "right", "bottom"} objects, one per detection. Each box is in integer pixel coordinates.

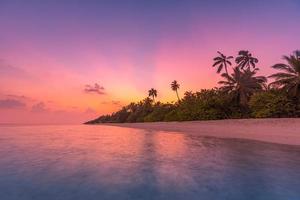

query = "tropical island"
[{"left": 85, "top": 50, "right": 300, "bottom": 125}]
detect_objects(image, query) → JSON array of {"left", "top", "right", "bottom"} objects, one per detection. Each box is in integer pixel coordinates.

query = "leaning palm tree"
[
  {"left": 212, "top": 51, "right": 233, "bottom": 74},
  {"left": 269, "top": 50, "right": 300, "bottom": 97},
  {"left": 148, "top": 88, "right": 157, "bottom": 102},
  {"left": 235, "top": 50, "right": 258, "bottom": 70},
  {"left": 171, "top": 80, "right": 180, "bottom": 101},
  {"left": 218, "top": 67, "right": 267, "bottom": 106}
]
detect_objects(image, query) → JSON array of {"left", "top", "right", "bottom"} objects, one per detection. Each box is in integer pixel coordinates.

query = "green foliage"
[
  {"left": 174, "top": 90, "right": 233, "bottom": 121},
  {"left": 249, "top": 90, "right": 296, "bottom": 118},
  {"left": 126, "top": 98, "right": 154, "bottom": 122},
  {"left": 218, "top": 67, "right": 267, "bottom": 107},
  {"left": 86, "top": 89, "right": 256, "bottom": 124},
  {"left": 164, "top": 109, "right": 181, "bottom": 121},
  {"left": 269, "top": 50, "right": 300, "bottom": 97},
  {"left": 144, "top": 103, "right": 174, "bottom": 122}
]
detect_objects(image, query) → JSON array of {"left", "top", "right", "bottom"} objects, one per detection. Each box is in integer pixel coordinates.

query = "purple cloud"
[
  {"left": 84, "top": 83, "right": 105, "bottom": 95},
  {"left": 5, "top": 94, "right": 33, "bottom": 101},
  {"left": 31, "top": 102, "right": 48, "bottom": 113},
  {"left": 0, "top": 99, "right": 26, "bottom": 109},
  {"left": 0, "top": 61, "right": 31, "bottom": 79}
]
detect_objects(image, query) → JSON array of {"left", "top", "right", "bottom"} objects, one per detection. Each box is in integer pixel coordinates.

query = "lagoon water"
[{"left": 0, "top": 125, "right": 300, "bottom": 200}]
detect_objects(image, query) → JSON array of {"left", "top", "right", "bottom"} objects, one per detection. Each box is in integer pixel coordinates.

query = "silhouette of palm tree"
[
  {"left": 235, "top": 50, "right": 258, "bottom": 70},
  {"left": 218, "top": 67, "right": 267, "bottom": 106},
  {"left": 213, "top": 51, "right": 233, "bottom": 74},
  {"left": 171, "top": 80, "right": 180, "bottom": 101},
  {"left": 148, "top": 88, "right": 157, "bottom": 102},
  {"left": 269, "top": 50, "right": 300, "bottom": 97}
]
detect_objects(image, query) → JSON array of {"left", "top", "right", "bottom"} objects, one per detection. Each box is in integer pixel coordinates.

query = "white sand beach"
[{"left": 105, "top": 118, "right": 300, "bottom": 146}]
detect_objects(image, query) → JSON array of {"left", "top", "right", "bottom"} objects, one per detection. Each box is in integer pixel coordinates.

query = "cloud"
[
  {"left": 0, "top": 60, "right": 30, "bottom": 79},
  {"left": 84, "top": 83, "right": 105, "bottom": 95},
  {"left": 101, "top": 100, "right": 122, "bottom": 107},
  {"left": 5, "top": 94, "right": 34, "bottom": 102},
  {"left": 31, "top": 102, "right": 48, "bottom": 113},
  {"left": 111, "top": 100, "right": 121, "bottom": 106},
  {"left": 0, "top": 99, "right": 26, "bottom": 109}
]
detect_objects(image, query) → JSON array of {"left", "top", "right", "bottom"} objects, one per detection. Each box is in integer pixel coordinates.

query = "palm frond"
[
  {"left": 213, "top": 57, "right": 222, "bottom": 61},
  {"left": 268, "top": 72, "right": 296, "bottom": 79},
  {"left": 272, "top": 63, "right": 296, "bottom": 74},
  {"left": 217, "top": 64, "right": 223, "bottom": 73},
  {"left": 213, "top": 60, "right": 222, "bottom": 67},
  {"left": 294, "top": 50, "right": 300, "bottom": 57},
  {"left": 226, "top": 60, "right": 232, "bottom": 65},
  {"left": 269, "top": 77, "right": 297, "bottom": 86},
  {"left": 238, "top": 50, "right": 249, "bottom": 55},
  {"left": 217, "top": 51, "right": 225, "bottom": 58}
]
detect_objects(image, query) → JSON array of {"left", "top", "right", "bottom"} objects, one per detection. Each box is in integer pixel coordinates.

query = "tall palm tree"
[
  {"left": 218, "top": 67, "right": 267, "bottom": 106},
  {"left": 212, "top": 51, "right": 233, "bottom": 74},
  {"left": 148, "top": 88, "right": 157, "bottom": 102},
  {"left": 171, "top": 80, "right": 180, "bottom": 101},
  {"left": 269, "top": 50, "right": 300, "bottom": 97},
  {"left": 235, "top": 50, "right": 258, "bottom": 70}
]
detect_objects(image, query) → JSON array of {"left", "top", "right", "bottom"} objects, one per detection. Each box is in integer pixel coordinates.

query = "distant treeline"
[{"left": 85, "top": 50, "right": 300, "bottom": 124}]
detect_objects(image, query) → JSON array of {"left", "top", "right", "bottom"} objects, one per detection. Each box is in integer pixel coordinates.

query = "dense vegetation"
[{"left": 85, "top": 50, "right": 300, "bottom": 124}]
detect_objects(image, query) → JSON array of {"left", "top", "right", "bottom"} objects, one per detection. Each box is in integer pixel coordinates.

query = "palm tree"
[
  {"left": 171, "top": 80, "right": 180, "bottom": 101},
  {"left": 212, "top": 51, "right": 233, "bottom": 74},
  {"left": 218, "top": 67, "right": 267, "bottom": 106},
  {"left": 148, "top": 88, "right": 157, "bottom": 102},
  {"left": 269, "top": 50, "right": 300, "bottom": 98},
  {"left": 235, "top": 50, "right": 258, "bottom": 70}
]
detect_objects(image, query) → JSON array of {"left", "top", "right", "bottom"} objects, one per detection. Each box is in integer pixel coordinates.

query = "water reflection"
[{"left": 0, "top": 125, "right": 300, "bottom": 200}]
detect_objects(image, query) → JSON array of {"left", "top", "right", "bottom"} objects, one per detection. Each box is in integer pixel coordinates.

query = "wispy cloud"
[
  {"left": 31, "top": 102, "right": 48, "bottom": 113},
  {"left": 5, "top": 94, "right": 34, "bottom": 102},
  {"left": 0, "top": 60, "right": 31, "bottom": 79},
  {"left": 0, "top": 99, "right": 26, "bottom": 109},
  {"left": 84, "top": 83, "right": 105, "bottom": 95},
  {"left": 111, "top": 100, "right": 121, "bottom": 106},
  {"left": 101, "top": 100, "right": 122, "bottom": 107}
]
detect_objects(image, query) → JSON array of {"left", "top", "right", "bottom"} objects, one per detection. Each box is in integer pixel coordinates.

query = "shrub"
[
  {"left": 144, "top": 103, "right": 174, "bottom": 122},
  {"left": 249, "top": 90, "right": 296, "bottom": 118},
  {"left": 164, "top": 109, "right": 181, "bottom": 121}
]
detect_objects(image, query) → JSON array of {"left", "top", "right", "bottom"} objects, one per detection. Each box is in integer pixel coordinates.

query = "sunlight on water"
[{"left": 0, "top": 125, "right": 300, "bottom": 200}]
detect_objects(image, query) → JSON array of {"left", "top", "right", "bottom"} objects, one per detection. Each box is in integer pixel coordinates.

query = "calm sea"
[{"left": 0, "top": 125, "right": 300, "bottom": 200}]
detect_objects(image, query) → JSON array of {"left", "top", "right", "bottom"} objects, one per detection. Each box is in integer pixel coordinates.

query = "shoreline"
[{"left": 99, "top": 118, "right": 300, "bottom": 146}]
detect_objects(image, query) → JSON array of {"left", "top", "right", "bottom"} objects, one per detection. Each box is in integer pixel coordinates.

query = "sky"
[{"left": 1, "top": 0, "right": 300, "bottom": 124}]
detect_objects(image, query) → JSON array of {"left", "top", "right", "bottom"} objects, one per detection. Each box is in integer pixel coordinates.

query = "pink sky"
[{"left": 0, "top": 0, "right": 300, "bottom": 124}]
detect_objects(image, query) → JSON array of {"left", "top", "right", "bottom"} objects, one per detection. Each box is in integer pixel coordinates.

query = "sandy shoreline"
[{"left": 101, "top": 118, "right": 300, "bottom": 146}]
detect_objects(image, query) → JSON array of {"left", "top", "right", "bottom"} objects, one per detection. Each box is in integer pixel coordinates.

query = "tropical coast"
[
  {"left": 86, "top": 50, "right": 300, "bottom": 139},
  {"left": 105, "top": 118, "right": 300, "bottom": 146},
  {"left": 86, "top": 50, "right": 300, "bottom": 146}
]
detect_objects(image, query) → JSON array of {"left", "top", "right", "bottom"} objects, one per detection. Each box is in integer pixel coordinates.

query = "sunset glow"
[{"left": 1, "top": 0, "right": 300, "bottom": 124}]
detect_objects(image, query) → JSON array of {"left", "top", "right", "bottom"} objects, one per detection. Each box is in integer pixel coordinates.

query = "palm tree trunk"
[
  {"left": 176, "top": 90, "right": 180, "bottom": 102},
  {"left": 224, "top": 63, "right": 228, "bottom": 75}
]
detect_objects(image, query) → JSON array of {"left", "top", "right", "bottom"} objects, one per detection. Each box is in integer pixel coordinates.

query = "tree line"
[{"left": 85, "top": 50, "right": 300, "bottom": 124}]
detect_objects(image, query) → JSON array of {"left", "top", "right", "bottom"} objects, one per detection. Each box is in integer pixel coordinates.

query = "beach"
[{"left": 104, "top": 118, "right": 300, "bottom": 146}]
